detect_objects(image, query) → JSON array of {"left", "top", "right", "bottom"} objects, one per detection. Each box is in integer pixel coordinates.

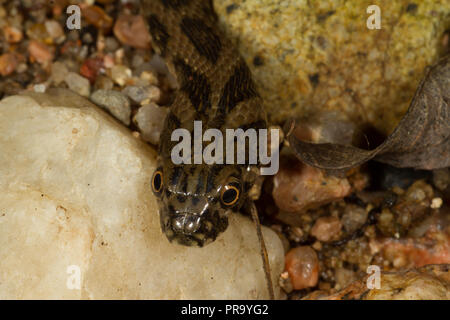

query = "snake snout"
[{"left": 172, "top": 214, "right": 202, "bottom": 235}]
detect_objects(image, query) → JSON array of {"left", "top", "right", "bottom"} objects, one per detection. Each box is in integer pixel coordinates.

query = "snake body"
[{"left": 144, "top": 0, "right": 267, "bottom": 247}]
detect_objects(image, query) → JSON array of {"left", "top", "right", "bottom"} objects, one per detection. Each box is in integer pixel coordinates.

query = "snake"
[{"left": 142, "top": 0, "right": 274, "bottom": 298}]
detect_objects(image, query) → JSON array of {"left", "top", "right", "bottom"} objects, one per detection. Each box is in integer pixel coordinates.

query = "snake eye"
[
  {"left": 221, "top": 183, "right": 240, "bottom": 206},
  {"left": 152, "top": 170, "right": 163, "bottom": 194}
]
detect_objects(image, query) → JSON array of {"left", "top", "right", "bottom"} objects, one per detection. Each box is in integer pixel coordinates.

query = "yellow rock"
[{"left": 215, "top": 0, "right": 449, "bottom": 135}]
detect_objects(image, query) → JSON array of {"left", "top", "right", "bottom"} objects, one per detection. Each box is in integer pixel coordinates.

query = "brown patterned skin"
[{"left": 143, "top": 0, "right": 267, "bottom": 246}]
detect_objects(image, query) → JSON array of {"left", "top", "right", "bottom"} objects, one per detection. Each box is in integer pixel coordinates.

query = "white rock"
[{"left": 0, "top": 89, "right": 283, "bottom": 299}]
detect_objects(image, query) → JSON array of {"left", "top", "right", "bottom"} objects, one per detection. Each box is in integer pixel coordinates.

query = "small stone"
[
  {"left": 110, "top": 65, "right": 132, "bottom": 86},
  {"left": 103, "top": 55, "right": 115, "bottom": 69},
  {"left": 33, "top": 84, "right": 47, "bottom": 93},
  {"left": 278, "top": 271, "right": 293, "bottom": 293},
  {"left": 44, "top": 20, "right": 64, "bottom": 42},
  {"left": 133, "top": 103, "right": 169, "bottom": 145},
  {"left": 91, "top": 89, "right": 131, "bottom": 125},
  {"left": 430, "top": 198, "right": 442, "bottom": 209},
  {"left": 148, "top": 54, "right": 169, "bottom": 74},
  {"left": 26, "top": 24, "right": 49, "bottom": 42},
  {"left": 334, "top": 268, "right": 356, "bottom": 290},
  {"left": 378, "top": 208, "right": 396, "bottom": 236},
  {"left": 311, "top": 241, "right": 322, "bottom": 251},
  {"left": 123, "top": 85, "right": 161, "bottom": 104},
  {"left": 3, "top": 26, "right": 23, "bottom": 43},
  {"left": 285, "top": 246, "right": 319, "bottom": 290},
  {"left": 432, "top": 168, "right": 449, "bottom": 191},
  {"left": 341, "top": 204, "right": 368, "bottom": 234},
  {"left": 273, "top": 156, "right": 352, "bottom": 213},
  {"left": 0, "top": 53, "right": 18, "bottom": 76},
  {"left": 310, "top": 216, "right": 342, "bottom": 242},
  {"left": 80, "top": 57, "right": 104, "bottom": 83},
  {"left": 140, "top": 71, "right": 159, "bottom": 86},
  {"left": 131, "top": 54, "right": 145, "bottom": 69},
  {"left": 105, "top": 37, "right": 119, "bottom": 52},
  {"left": 94, "top": 75, "right": 114, "bottom": 91},
  {"left": 81, "top": 5, "right": 113, "bottom": 31},
  {"left": 51, "top": 61, "right": 69, "bottom": 85},
  {"left": 65, "top": 72, "right": 91, "bottom": 97},
  {"left": 28, "top": 40, "right": 54, "bottom": 65},
  {"left": 113, "top": 14, "right": 151, "bottom": 49},
  {"left": 16, "top": 63, "right": 28, "bottom": 73},
  {"left": 82, "top": 33, "right": 94, "bottom": 44}
]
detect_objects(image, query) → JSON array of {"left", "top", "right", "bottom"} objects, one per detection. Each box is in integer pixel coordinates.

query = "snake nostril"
[
  {"left": 172, "top": 216, "right": 184, "bottom": 232},
  {"left": 184, "top": 215, "right": 201, "bottom": 233},
  {"left": 171, "top": 215, "right": 201, "bottom": 234}
]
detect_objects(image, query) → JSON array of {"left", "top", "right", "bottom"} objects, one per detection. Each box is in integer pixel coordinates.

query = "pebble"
[
  {"left": 272, "top": 155, "right": 352, "bottom": 213},
  {"left": 131, "top": 54, "right": 145, "bottom": 69},
  {"left": 113, "top": 14, "right": 151, "bottom": 49},
  {"left": 139, "top": 71, "right": 159, "bottom": 86},
  {"left": 0, "top": 53, "right": 18, "bottom": 76},
  {"left": 15, "top": 63, "right": 28, "bottom": 73},
  {"left": 91, "top": 89, "right": 131, "bottom": 126},
  {"left": 44, "top": 20, "right": 64, "bottom": 42},
  {"left": 26, "top": 23, "right": 49, "bottom": 42},
  {"left": 122, "top": 85, "right": 161, "bottom": 104},
  {"left": 51, "top": 61, "right": 69, "bottom": 86},
  {"left": 341, "top": 204, "right": 368, "bottom": 234},
  {"left": 103, "top": 55, "right": 115, "bottom": 69},
  {"left": 133, "top": 103, "right": 169, "bottom": 145},
  {"left": 110, "top": 65, "right": 132, "bottom": 86},
  {"left": 334, "top": 267, "right": 356, "bottom": 290},
  {"left": 310, "top": 216, "right": 342, "bottom": 242},
  {"left": 432, "top": 168, "right": 449, "bottom": 191},
  {"left": 80, "top": 57, "right": 104, "bottom": 83},
  {"left": 430, "top": 198, "right": 443, "bottom": 209},
  {"left": 28, "top": 40, "right": 54, "bottom": 65},
  {"left": 81, "top": 5, "right": 113, "bottom": 31},
  {"left": 94, "top": 75, "right": 114, "bottom": 91},
  {"left": 105, "top": 37, "right": 119, "bottom": 52},
  {"left": 33, "top": 83, "right": 47, "bottom": 93},
  {"left": 285, "top": 246, "right": 319, "bottom": 290},
  {"left": 3, "top": 26, "right": 23, "bottom": 43},
  {"left": 65, "top": 72, "right": 91, "bottom": 97}
]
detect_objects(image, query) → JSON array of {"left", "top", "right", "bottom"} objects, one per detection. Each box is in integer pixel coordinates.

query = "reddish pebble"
[
  {"left": 113, "top": 14, "right": 151, "bottom": 49},
  {"left": 311, "top": 216, "right": 342, "bottom": 242},
  {"left": 0, "top": 53, "right": 18, "bottom": 76},
  {"left": 81, "top": 5, "right": 113, "bottom": 31},
  {"left": 28, "top": 40, "right": 54, "bottom": 65},
  {"left": 285, "top": 246, "right": 319, "bottom": 290},
  {"left": 273, "top": 156, "right": 351, "bottom": 213},
  {"left": 80, "top": 57, "right": 104, "bottom": 83}
]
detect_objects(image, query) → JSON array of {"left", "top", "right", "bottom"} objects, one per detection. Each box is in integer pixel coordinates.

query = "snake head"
[{"left": 151, "top": 163, "right": 250, "bottom": 247}]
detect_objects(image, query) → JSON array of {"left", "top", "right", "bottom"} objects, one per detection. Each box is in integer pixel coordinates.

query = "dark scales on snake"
[{"left": 142, "top": 0, "right": 274, "bottom": 298}]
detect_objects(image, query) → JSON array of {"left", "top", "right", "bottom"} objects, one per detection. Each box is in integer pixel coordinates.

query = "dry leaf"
[{"left": 287, "top": 55, "right": 450, "bottom": 171}]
